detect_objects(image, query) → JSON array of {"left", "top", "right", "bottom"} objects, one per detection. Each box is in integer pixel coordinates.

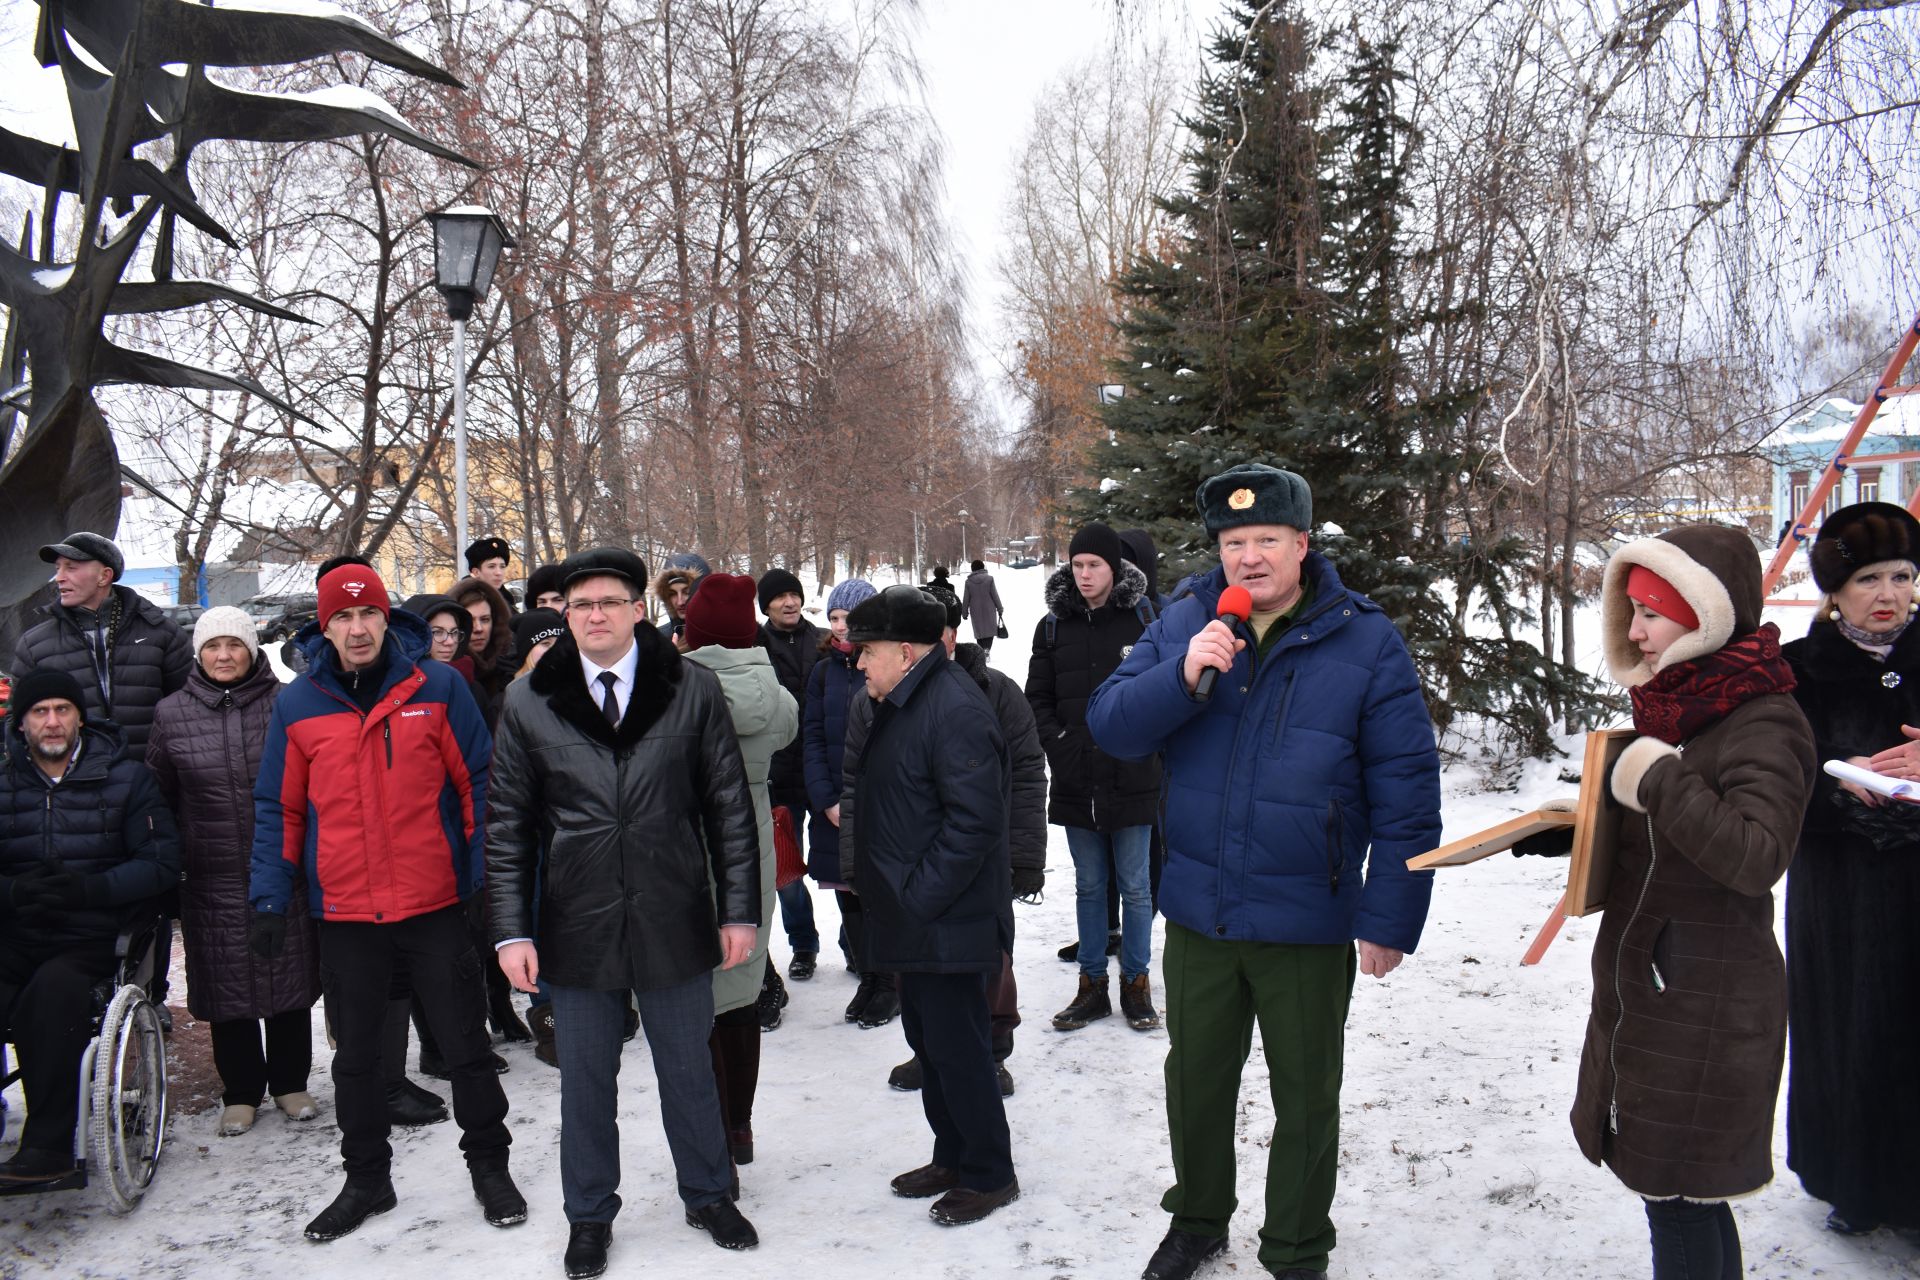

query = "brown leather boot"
[
  {"left": 1051, "top": 974, "right": 1111, "bottom": 1030},
  {"left": 1120, "top": 973, "right": 1161, "bottom": 1030}
]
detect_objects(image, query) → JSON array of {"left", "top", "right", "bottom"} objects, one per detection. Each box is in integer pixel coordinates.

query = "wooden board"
[
  {"left": 1564, "top": 728, "right": 1637, "bottom": 917},
  {"left": 1406, "top": 810, "right": 1577, "bottom": 870}
]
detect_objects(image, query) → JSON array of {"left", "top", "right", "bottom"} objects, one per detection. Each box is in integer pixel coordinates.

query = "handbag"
[
  {"left": 772, "top": 805, "right": 806, "bottom": 889},
  {"left": 995, "top": 621, "right": 1009, "bottom": 640}
]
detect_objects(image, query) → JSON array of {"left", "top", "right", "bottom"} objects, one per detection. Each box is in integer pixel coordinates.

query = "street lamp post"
[
  {"left": 957, "top": 508, "right": 969, "bottom": 564},
  {"left": 427, "top": 206, "right": 515, "bottom": 560}
]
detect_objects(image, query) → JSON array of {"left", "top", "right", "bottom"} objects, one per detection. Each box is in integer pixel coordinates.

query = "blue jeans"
[
  {"left": 1065, "top": 825, "right": 1153, "bottom": 980},
  {"left": 776, "top": 878, "right": 820, "bottom": 954},
  {"left": 547, "top": 974, "right": 731, "bottom": 1224}
]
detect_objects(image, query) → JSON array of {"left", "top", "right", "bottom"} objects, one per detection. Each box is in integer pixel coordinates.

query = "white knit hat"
[{"left": 193, "top": 605, "right": 259, "bottom": 661}]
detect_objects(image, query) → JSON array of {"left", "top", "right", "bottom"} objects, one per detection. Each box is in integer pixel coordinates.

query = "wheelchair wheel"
[{"left": 88, "top": 984, "right": 168, "bottom": 1213}]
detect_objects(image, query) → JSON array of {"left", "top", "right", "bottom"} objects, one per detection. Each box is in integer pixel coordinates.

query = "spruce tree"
[{"left": 1076, "top": 3, "right": 1606, "bottom": 753}]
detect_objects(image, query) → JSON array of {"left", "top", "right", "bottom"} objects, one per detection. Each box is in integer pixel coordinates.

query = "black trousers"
[
  {"left": 0, "top": 941, "right": 115, "bottom": 1155},
  {"left": 897, "top": 970, "right": 1014, "bottom": 1191},
  {"left": 208, "top": 1009, "right": 313, "bottom": 1106},
  {"left": 318, "top": 905, "right": 509, "bottom": 1180}
]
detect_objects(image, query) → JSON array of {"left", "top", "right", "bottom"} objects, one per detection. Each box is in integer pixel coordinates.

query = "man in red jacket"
[{"left": 249, "top": 564, "right": 520, "bottom": 1243}]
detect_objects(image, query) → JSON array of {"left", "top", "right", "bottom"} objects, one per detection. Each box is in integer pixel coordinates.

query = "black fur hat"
[
  {"left": 845, "top": 585, "right": 946, "bottom": 646},
  {"left": 1809, "top": 502, "right": 1920, "bottom": 593}
]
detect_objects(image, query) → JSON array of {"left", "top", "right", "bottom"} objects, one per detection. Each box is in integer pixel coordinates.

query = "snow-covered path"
[{"left": 4, "top": 566, "right": 1915, "bottom": 1278}]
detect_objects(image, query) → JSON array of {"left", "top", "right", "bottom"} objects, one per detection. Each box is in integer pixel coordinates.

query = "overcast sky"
[
  {"left": 911, "top": 0, "right": 1209, "bottom": 424},
  {"left": 0, "top": 0, "right": 1219, "bottom": 434}
]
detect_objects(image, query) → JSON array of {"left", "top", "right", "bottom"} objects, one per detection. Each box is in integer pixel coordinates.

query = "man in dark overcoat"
[{"left": 841, "top": 585, "right": 1018, "bottom": 1226}]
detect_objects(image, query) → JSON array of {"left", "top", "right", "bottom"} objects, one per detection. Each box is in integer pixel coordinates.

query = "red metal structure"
[{"left": 1520, "top": 311, "right": 1920, "bottom": 965}]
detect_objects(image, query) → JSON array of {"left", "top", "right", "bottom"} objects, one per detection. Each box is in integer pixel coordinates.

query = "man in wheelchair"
[{"left": 0, "top": 669, "right": 180, "bottom": 1184}]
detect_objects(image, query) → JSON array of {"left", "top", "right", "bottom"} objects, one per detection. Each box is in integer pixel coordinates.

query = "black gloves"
[
  {"left": 8, "top": 863, "right": 107, "bottom": 914},
  {"left": 1011, "top": 866, "right": 1045, "bottom": 903},
  {"left": 251, "top": 911, "right": 288, "bottom": 959}
]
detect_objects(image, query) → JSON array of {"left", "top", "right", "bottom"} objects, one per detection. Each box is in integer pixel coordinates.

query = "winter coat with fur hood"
[
  {"left": 1025, "top": 561, "right": 1162, "bottom": 831},
  {"left": 484, "top": 625, "right": 761, "bottom": 992},
  {"left": 1569, "top": 524, "right": 1816, "bottom": 1201},
  {"left": 147, "top": 654, "right": 318, "bottom": 1023}
]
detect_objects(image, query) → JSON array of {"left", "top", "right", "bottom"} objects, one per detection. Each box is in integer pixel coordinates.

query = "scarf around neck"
[{"left": 1629, "top": 622, "right": 1796, "bottom": 745}]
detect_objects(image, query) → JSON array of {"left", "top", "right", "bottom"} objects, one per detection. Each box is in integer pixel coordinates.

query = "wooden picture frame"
[
  {"left": 1406, "top": 809, "right": 1577, "bottom": 870},
  {"left": 1563, "top": 728, "right": 1637, "bottom": 917}
]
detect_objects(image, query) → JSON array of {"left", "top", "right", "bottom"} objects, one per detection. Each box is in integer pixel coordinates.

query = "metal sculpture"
[{"left": 0, "top": 0, "right": 475, "bottom": 661}]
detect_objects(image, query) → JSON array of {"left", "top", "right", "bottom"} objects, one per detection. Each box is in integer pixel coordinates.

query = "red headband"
[{"left": 1625, "top": 564, "right": 1699, "bottom": 631}]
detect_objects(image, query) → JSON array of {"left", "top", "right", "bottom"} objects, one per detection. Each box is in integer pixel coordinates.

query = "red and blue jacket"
[{"left": 250, "top": 610, "right": 491, "bottom": 923}]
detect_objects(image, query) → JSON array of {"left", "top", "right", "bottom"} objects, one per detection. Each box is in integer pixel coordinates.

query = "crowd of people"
[{"left": 0, "top": 470, "right": 1914, "bottom": 1280}]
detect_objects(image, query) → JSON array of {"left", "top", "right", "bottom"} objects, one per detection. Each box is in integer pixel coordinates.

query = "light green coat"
[{"left": 683, "top": 644, "right": 798, "bottom": 1014}]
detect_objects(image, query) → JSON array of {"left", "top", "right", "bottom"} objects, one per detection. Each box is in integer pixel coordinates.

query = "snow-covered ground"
[{"left": 3, "top": 563, "right": 1915, "bottom": 1278}]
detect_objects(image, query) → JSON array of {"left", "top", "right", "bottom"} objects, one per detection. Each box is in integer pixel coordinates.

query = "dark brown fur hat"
[{"left": 1808, "top": 502, "right": 1920, "bottom": 593}]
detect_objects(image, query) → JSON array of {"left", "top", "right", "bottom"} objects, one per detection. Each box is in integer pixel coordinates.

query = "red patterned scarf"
[{"left": 1629, "top": 622, "right": 1795, "bottom": 745}]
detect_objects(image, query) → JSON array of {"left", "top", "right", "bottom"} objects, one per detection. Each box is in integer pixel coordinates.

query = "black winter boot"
[
  {"left": 1141, "top": 1227, "right": 1227, "bottom": 1280},
  {"left": 857, "top": 972, "right": 898, "bottom": 1028},
  {"left": 845, "top": 972, "right": 878, "bottom": 1023},
  {"left": 1052, "top": 975, "right": 1112, "bottom": 1030},
  {"left": 757, "top": 961, "right": 789, "bottom": 1032},
  {"left": 471, "top": 1166, "right": 528, "bottom": 1227},
  {"left": 305, "top": 1178, "right": 398, "bottom": 1242},
  {"left": 888, "top": 1055, "right": 923, "bottom": 1091},
  {"left": 1120, "top": 973, "right": 1161, "bottom": 1030}
]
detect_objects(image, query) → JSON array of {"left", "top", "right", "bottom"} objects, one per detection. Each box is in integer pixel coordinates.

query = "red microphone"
[{"left": 1194, "top": 585, "right": 1254, "bottom": 702}]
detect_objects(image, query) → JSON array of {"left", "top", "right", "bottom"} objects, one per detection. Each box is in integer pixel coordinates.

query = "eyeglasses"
[
  {"left": 565, "top": 597, "right": 634, "bottom": 616},
  {"left": 428, "top": 627, "right": 464, "bottom": 641}
]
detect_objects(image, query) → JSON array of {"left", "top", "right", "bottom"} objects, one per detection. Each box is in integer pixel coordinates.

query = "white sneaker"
[
  {"left": 274, "top": 1092, "right": 319, "bottom": 1121},
  {"left": 218, "top": 1104, "right": 256, "bottom": 1136}
]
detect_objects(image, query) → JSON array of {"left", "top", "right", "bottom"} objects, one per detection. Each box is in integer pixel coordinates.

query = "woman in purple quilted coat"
[{"left": 147, "top": 606, "right": 320, "bottom": 1136}]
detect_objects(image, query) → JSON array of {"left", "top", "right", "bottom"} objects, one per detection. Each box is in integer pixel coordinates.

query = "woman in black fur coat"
[{"left": 1780, "top": 501, "right": 1920, "bottom": 1236}]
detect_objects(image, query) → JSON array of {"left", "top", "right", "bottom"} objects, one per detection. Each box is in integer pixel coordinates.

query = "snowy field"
[{"left": 3, "top": 564, "right": 1916, "bottom": 1278}]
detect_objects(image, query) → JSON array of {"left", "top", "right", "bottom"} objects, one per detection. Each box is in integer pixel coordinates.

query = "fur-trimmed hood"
[
  {"left": 1602, "top": 525, "right": 1761, "bottom": 685},
  {"left": 652, "top": 566, "right": 699, "bottom": 619},
  {"left": 1044, "top": 559, "right": 1150, "bottom": 620}
]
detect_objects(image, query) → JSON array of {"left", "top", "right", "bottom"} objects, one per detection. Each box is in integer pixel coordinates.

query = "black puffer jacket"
[
  {"left": 1025, "top": 561, "right": 1162, "bottom": 831},
  {"left": 13, "top": 585, "right": 192, "bottom": 753},
  {"left": 842, "top": 650, "right": 1010, "bottom": 974},
  {"left": 486, "top": 625, "right": 761, "bottom": 992},
  {"left": 147, "top": 656, "right": 318, "bottom": 1023},
  {"left": 0, "top": 720, "right": 180, "bottom": 952},
  {"left": 757, "top": 618, "right": 821, "bottom": 809},
  {"left": 954, "top": 643, "right": 1046, "bottom": 877}
]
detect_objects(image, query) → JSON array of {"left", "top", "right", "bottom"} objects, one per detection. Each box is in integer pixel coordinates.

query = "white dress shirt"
[{"left": 579, "top": 641, "right": 639, "bottom": 722}]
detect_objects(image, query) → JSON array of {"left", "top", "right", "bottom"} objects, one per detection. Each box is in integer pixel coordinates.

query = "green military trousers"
[{"left": 1161, "top": 921, "right": 1357, "bottom": 1275}]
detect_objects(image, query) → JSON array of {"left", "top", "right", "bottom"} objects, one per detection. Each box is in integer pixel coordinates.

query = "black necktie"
[{"left": 598, "top": 671, "right": 620, "bottom": 726}]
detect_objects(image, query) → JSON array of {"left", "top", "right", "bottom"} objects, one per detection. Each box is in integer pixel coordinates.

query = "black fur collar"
[
  {"left": 527, "top": 623, "right": 684, "bottom": 747},
  {"left": 1044, "top": 560, "right": 1149, "bottom": 620}
]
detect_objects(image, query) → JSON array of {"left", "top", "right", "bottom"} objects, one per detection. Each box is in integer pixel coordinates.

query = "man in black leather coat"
[{"left": 487, "top": 547, "right": 764, "bottom": 1276}]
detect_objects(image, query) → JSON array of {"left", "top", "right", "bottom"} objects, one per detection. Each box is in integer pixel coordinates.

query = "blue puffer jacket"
[
  {"left": 802, "top": 641, "right": 865, "bottom": 883},
  {"left": 1086, "top": 554, "right": 1440, "bottom": 953}
]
